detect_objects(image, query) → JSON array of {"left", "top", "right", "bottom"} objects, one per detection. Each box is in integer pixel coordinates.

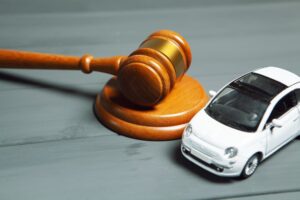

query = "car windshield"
[
  {"left": 236, "top": 72, "right": 286, "bottom": 100},
  {"left": 204, "top": 72, "right": 287, "bottom": 132}
]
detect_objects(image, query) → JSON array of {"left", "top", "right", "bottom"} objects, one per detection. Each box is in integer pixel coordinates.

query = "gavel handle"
[{"left": 0, "top": 49, "right": 127, "bottom": 75}]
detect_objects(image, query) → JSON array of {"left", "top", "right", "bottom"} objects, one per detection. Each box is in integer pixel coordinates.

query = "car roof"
[{"left": 254, "top": 66, "right": 300, "bottom": 87}]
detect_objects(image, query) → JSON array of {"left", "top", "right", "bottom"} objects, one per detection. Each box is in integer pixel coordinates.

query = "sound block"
[{"left": 94, "top": 75, "right": 209, "bottom": 141}]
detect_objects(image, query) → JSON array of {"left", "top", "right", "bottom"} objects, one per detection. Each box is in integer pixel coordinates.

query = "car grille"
[
  {"left": 182, "top": 146, "right": 224, "bottom": 172},
  {"left": 191, "top": 141, "right": 219, "bottom": 159}
]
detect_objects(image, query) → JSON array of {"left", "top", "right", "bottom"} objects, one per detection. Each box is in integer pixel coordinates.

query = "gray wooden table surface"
[{"left": 1, "top": 0, "right": 300, "bottom": 199}]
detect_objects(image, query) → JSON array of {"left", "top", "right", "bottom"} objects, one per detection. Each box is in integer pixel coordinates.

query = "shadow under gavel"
[{"left": 0, "top": 30, "right": 208, "bottom": 141}]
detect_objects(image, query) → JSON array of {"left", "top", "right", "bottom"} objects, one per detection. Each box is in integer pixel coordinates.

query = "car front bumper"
[{"left": 181, "top": 136, "right": 246, "bottom": 177}]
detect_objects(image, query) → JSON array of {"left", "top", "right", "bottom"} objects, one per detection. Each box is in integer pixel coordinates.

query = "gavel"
[{"left": 0, "top": 30, "right": 192, "bottom": 107}]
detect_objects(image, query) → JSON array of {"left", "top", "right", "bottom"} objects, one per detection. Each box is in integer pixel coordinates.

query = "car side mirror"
[
  {"left": 209, "top": 90, "right": 217, "bottom": 98},
  {"left": 271, "top": 118, "right": 283, "bottom": 128}
]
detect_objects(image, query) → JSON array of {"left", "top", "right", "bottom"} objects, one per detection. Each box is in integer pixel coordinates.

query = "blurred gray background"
[{"left": 0, "top": 0, "right": 300, "bottom": 199}]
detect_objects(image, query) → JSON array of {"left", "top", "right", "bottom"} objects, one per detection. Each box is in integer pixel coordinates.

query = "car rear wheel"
[{"left": 240, "top": 154, "right": 260, "bottom": 179}]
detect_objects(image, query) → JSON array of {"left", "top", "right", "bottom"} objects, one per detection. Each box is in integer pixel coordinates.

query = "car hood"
[{"left": 190, "top": 110, "right": 253, "bottom": 150}]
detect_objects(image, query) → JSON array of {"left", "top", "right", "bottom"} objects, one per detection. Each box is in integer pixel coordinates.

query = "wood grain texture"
[
  {"left": 0, "top": 1, "right": 300, "bottom": 200},
  {"left": 95, "top": 75, "right": 208, "bottom": 140}
]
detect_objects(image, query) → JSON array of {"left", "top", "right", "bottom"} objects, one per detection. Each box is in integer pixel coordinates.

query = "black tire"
[{"left": 240, "top": 154, "right": 260, "bottom": 179}]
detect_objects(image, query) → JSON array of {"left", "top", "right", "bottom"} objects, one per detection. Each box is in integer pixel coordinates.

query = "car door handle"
[{"left": 293, "top": 117, "right": 299, "bottom": 122}]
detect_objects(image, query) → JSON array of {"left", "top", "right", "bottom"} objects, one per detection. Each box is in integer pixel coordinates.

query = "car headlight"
[
  {"left": 225, "top": 147, "right": 238, "bottom": 158},
  {"left": 184, "top": 124, "right": 193, "bottom": 137}
]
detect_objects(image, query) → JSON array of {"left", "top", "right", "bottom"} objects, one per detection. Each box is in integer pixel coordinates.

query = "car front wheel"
[{"left": 240, "top": 154, "right": 260, "bottom": 179}]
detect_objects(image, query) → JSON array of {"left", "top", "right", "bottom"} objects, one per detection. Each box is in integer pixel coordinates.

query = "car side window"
[{"left": 267, "top": 91, "right": 297, "bottom": 123}]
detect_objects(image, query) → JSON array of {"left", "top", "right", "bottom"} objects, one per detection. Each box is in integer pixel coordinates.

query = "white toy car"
[{"left": 181, "top": 67, "right": 300, "bottom": 179}]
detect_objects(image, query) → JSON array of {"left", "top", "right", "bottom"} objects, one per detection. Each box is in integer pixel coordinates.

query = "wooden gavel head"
[{"left": 117, "top": 30, "right": 192, "bottom": 107}]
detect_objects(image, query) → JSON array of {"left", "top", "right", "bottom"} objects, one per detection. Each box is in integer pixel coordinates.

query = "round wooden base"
[{"left": 94, "top": 75, "right": 209, "bottom": 141}]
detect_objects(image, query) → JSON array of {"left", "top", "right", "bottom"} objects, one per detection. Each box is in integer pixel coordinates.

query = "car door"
[
  {"left": 266, "top": 91, "right": 299, "bottom": 154},
  {"left": 295, "top": 89, "right": 300, "bottom": 135}
]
